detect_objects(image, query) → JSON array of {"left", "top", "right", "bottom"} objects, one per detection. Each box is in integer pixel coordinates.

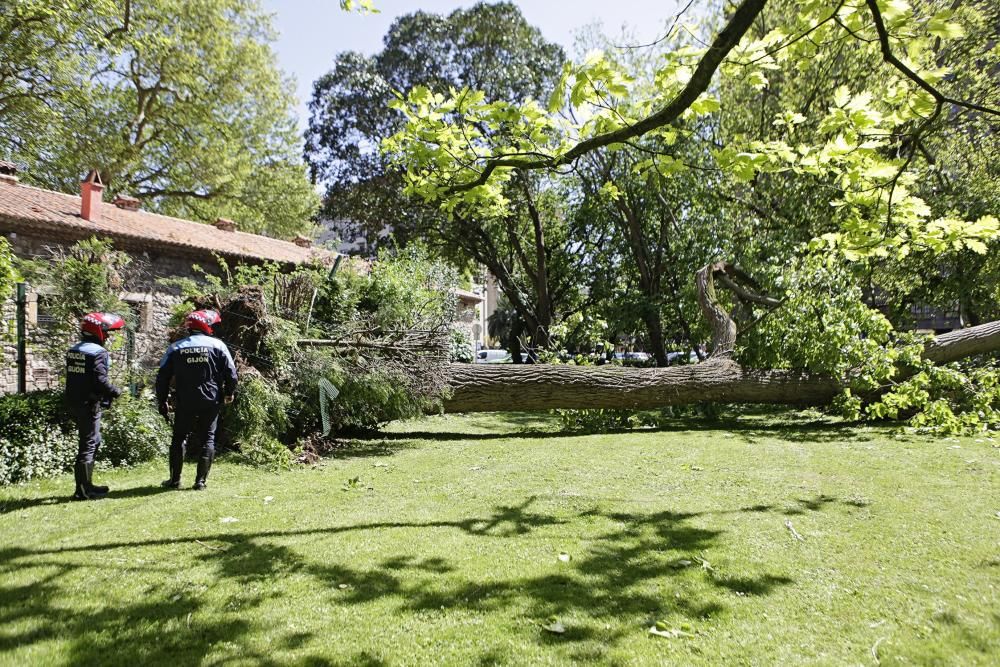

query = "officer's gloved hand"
[{"left": 111, "top": 386, "right": 123, "bottom": 400}]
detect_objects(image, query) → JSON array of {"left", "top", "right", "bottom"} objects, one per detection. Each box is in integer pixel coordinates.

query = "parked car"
[
  {"left": 475, "top": 349, "right": 512, "bottom": 364},
  {"left": 666, "top": 350, "right": 702, "bottom": 365},
  {"left": 613, "top": 351, "right": 651, "bottom": 362}
]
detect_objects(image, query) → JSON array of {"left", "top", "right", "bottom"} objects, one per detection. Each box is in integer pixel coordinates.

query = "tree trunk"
[
  {"left": 641, "top": 306, "right": 669, "bottom": 367},
  {"left": 443, "top": 320, "right": 1000, "bottom": 413},
  {"left": 444, "top": 359, "right": 841, "bottom": 412},
  {"left": 613, "top": 196, "right": 669, "bottom": 366},
  {"left": 442, "top": 262, "right": 1000, "bottom": 413}
]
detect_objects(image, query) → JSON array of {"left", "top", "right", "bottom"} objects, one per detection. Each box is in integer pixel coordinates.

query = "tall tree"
[
  {"left": 307, "top": 1, "right": 578, "bottom": 348},
  {"left": 1, "top": 0, "right": 318, "bottom": 238},
  {"left": 305, "top": 1, "right": 565, "bottom": 249}
]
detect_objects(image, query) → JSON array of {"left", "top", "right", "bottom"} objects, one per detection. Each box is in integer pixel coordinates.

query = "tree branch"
[
  {"left": 443, "top": 0, "right": 769, "bottom": 194},
  {"left": 104, "top": 0, "right": 132, "bottom": 40},
  {"left": 865, "top": 0, "right": 1000, "bottom": 118}
]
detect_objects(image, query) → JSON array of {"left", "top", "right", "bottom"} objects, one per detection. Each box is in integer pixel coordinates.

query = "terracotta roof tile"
[{"left": 0, "top": 180, "right": 333, "bottom": 265}]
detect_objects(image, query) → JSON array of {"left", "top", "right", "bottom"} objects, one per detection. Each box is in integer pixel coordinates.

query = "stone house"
[{"left": 0, "top": 167, "right": 333, "bottom": 394}]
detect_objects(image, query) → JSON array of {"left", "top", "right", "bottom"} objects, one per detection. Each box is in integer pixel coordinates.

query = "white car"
[
  {"left": 475, "top": 349, "right": 512, "bottom": 363},
  {"left": 666, "top": 350, "right": 702, "bottom": 364},
  {"left": 614, "top": 351, "right": 651, "bottom": 362}
]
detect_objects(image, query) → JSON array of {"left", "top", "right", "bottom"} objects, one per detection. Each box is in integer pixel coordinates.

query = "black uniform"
[
  {"left": 155, "top": 333, "right": 238, "bottom": 488},
  {"left": 65, "top": 337, "right": 121, "bottom": 497}
]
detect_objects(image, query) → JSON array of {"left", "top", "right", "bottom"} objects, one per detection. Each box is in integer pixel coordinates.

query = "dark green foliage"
[
  {"left": 223, "top": 374, "right": 294, "bottom": 468},
  {"left": 0, "top": 390, "right": 73, "bottom": 441},
  {"left": 101, "top": 393, "right": 170, "bottom": 467},
  {"left": 305, "top": 1, "right": 565, "bottom": 250},
  {"left": 0, "top": 390, "right": 164, "bottom": 484},
  {"left": 326, "top": 364, "right": 440, "bottom": 433},
  {"left": 554, "top": 405, "right": 722, "bottom": 433},
  {"left": 554, "top": 409, "right": 654, "bottom": 432}
]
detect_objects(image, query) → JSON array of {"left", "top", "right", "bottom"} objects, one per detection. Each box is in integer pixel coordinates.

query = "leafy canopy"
[{"left": 384, "top": 0, "right": 999, "bottom": 258}]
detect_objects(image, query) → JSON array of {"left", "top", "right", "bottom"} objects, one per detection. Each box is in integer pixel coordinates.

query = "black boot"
[
  {"left": 73, "top": 462, "right": 106, "bottom": 500},
  {"left": 193, "top": 454, "right": 213, "bottom": 491},
  {"left": 86, "top": 463, "right": 109, "bottom": 495},
  {"left": 161, "top": 446, "right": 183, "bottom": 489},
  {"left": 72, "top": 462, "right": 89, "bottom": 500}
]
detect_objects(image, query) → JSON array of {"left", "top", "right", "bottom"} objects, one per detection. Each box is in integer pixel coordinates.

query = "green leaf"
[
  {"left": 833, "top": 85, "right": 851, "bottom": 108},
  {"left": 927, "top": 11, "right": 965, "bottom": 39},
  {"left": 690, "top": 96, "right": 721, "bottom": 115}
]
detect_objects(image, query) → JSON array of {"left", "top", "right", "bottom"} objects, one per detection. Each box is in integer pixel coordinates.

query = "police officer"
[
  {"left": 65, "top": 312, "right": 125, "bottom": 500},
  {"left": 156, "top": 309, "right": 238, "bottom": 490}
]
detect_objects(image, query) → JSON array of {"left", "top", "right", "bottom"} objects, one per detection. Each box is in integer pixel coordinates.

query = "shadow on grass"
[
  {"left": 0, "top": 484, "right": 174, "bottom": 514},
  {"left": 0, "top": 495, "right": 826, "bottom": 664},
  {"left": 363, "top": 415, "right": 879, "bottom": 446}
]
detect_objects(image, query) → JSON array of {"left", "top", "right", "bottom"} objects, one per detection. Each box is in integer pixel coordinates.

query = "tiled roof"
[
  {"left": 455, "top": 288, "right": 484, "bottom": 304},
  {"left": 0, "top": 179, "right": 333, "bottom": 265}
]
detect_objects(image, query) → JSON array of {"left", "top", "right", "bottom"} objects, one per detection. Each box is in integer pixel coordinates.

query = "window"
[
  {"left": 122, "top": 293, "right": 153, "bottom": 332},
  {"left": 34, "top": 293, "right": 59, "bottom": 330}
]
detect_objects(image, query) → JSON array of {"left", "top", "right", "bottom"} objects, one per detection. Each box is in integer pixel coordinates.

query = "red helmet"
[
  {"left": 185, "top": 309, "right": 222, "bottom": 335},
  {"left": 81, "top": 312, "right": 125, "bottom": 343}
]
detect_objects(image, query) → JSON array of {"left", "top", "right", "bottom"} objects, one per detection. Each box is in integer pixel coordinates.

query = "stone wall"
[{"left": 1, "top": 232, "right": 221, "bottom": 394}]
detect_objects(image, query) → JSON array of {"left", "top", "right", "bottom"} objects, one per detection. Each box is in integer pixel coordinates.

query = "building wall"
[
  {"left": 453, "top": 300, "right": 479, "bottom": 359},
  {"left": 1, "top": 231, "right": 220, "bottom": 394}
]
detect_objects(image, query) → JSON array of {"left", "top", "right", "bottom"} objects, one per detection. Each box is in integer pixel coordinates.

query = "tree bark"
[
  {"left": 441, "top": 262, "right": 1000, "bottom": 413},
  {"left": 444, "top": 359, "right": 842, "bottom": 412}
]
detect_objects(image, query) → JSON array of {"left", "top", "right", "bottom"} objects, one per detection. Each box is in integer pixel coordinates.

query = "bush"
[
  {"left": 101, "top": 392, "right": 170, "bottom": 466},
  {"left": 554, "top": 409, "right": 644, "bottom": 432},
  {"left": 449, "top": 327, "right": 474, "bottom": 363},
  {"left": 331, "top": 365, "right": 438, "bottom": 431},
  {"left": 0, "top": 390, "right": 73, "bottom": 439},
  {"left": 0, "top": 422, "right": 76, "bottom": 485},
  {"left": 283, "top": 349, "right": 440, "bottom": 437},
  {"left": 552, "top": 404, "right": 722, "bottom": 433},
  {"left": 0, "top": 390, "right": 77, "bottom": 484},
  {"left": 222, "top": 373, "right": 294, "bottom": 468},
  {"left": 0, "top": 390, "right": 170, "bottom": 485},
  {"left": 232, "top": 435, "right": 295, "bottom": 469}
]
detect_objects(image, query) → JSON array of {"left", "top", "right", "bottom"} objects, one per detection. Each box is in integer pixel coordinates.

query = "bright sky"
[{"left": 261, "top": 0, "right": 692, "bottom": 129}]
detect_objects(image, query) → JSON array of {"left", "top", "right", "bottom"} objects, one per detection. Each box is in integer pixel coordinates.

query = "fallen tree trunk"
[
  {"left": 443, "top": 263, "right": 1000, "bottom": 413},
  {"left": 444, "top": 360, "right": 842, "bottom": 412}
]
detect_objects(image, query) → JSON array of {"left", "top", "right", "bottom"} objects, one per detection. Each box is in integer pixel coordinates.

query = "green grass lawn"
[{"left": 1, "top": 411, "right": 998, "bottom": 666}]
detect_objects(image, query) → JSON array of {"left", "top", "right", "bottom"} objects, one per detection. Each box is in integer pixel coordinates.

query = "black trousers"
[
  {"left": 71, "top": 402, "right": 102, "bottom": 465},
  {"left": 170, "top": 402, "right": 221, "bottom": 468}
]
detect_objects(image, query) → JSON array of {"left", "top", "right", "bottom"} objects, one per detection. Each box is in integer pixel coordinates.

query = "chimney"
[
  {"left": 213, "top": 217, "right": 237, "bottom": 232},
  {"left": 112, "top": 193, "right": 141, "bottom": 211},
  {"left": 0, "top": 160, "right": 19, "bottom": 185},
  {"left": 292, "top": 234, "right": 312, "bottom": 248},
  {"left": 80, "top": 170, "right": 104, "bottom": 222}
]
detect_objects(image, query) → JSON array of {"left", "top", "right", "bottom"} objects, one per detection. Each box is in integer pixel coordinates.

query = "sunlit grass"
[{"left": 1, "top": 411, "right": 998, "bottom": 665}]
